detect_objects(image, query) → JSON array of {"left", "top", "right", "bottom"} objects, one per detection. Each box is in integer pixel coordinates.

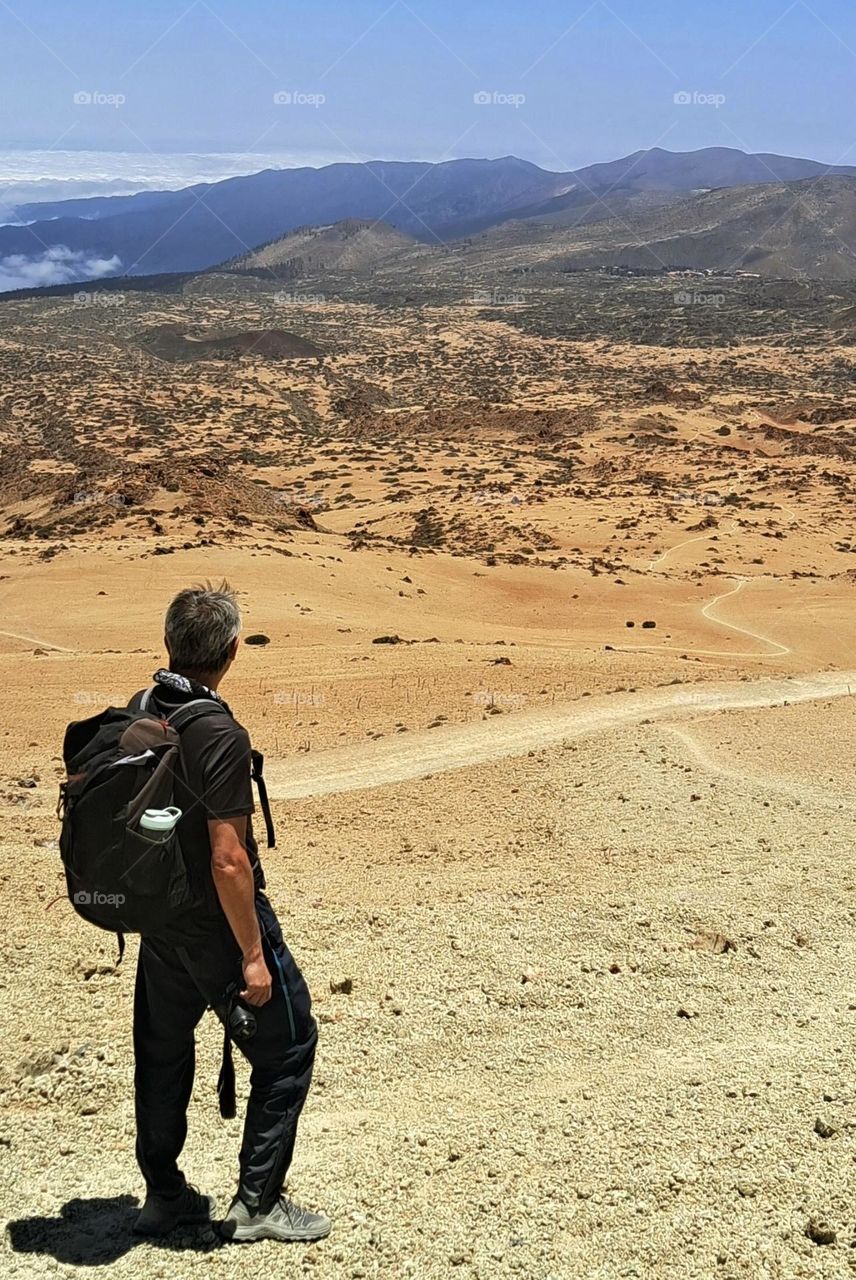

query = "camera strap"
[{"left": 217, "top": 1024, "right": 236, "bottom": 1120}]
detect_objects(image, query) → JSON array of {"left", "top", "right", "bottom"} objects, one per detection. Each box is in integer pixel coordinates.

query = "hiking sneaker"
[
  {"left": 134, "top": 1184, "right": 216, "bottom": 1237},
  {"left": 221, "top": 1194, "right": 331, "bottom": 1243}
]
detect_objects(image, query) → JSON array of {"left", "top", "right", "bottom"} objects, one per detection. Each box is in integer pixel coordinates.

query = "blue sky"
[{"left": 2, "top": 0, "right": 856, "bottom": 169}]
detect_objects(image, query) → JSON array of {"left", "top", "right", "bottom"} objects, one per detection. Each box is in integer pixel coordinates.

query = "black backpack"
[{"left": 58, "top": 688, "right": 275, "bottom": 952}]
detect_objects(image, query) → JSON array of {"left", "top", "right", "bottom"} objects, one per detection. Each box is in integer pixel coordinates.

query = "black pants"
[{"left": 133, "top": 893, "right": 317, "bottom": 1213}]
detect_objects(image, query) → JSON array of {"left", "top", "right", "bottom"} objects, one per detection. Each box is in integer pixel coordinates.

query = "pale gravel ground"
[{"left": 3, "top": 694, "right": 856, "bottom": 1279}]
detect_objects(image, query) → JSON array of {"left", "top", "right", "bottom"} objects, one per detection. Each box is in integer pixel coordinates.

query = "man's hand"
[{"left": 242, "top": 953, "right": 273, "bottom": 1006}]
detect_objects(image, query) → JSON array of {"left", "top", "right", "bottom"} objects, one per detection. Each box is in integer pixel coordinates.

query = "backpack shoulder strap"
[
  {"left": 250, "top": 749, "right": 276, "bottom": 850},
  {"left": 166, "top": 698, "right": 230, "bottom": 733},
  {"left": 160, "top": 697, "right": 276, "bottom": 850},
  {"left": 127, "top": 687, "right": 155, "bottom": 712}
]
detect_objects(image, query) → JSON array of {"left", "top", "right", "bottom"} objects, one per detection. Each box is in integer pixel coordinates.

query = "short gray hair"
[{"left": 164, "top": 581, "right": 241, "bottom": 674}]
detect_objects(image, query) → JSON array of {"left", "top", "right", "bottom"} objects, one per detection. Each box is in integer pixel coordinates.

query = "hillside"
[
  {"left": 224, "top": 219, "right": 424, "bottom": 280},
  {"left": 553, "top": 177, "right": 856, "bottom": 278},
  {"left": 442, "top": 177, "right": 856, "bottom": 281}
]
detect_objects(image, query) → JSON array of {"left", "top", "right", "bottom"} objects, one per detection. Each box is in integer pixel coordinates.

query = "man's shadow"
[{"left": 6, "top": 1196, "right": 221, "bottom": 1266}]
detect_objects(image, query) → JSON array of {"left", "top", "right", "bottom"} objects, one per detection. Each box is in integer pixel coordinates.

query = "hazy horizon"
[
  {"left": 2, "top": 1, "right": 856, "bottom": 168},
  {"left": 4, "top": 138, "right": 854, "bottom": 212}
]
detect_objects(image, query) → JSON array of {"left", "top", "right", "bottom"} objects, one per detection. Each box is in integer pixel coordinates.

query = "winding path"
[
  {"left": 265, "top": 670, "right": 856, "bottom": 800},
  {"left": 699, "top": 577, "right": 790, "bottom": 656},
  {"left": 614, "top": 575, "right": 791, "bottom": 661},
  {"left": 647, "top": 531, "right": 719, "bottom": 572}
]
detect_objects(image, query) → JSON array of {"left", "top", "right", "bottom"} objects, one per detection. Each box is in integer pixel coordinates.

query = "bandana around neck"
[{"left": 153, "top": 668, "right": 231, "bottom": 714}]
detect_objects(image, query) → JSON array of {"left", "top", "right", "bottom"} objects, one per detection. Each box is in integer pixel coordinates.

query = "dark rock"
[
  {"left": 806, "top": 1219, "right": 836, "bottom": 1246},
  {"left": 244, "top": 633, "right": 271, "bottom": 646}
]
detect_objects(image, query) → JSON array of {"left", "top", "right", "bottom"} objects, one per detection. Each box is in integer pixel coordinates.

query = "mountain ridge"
[{"left": 4, "top": 147, "right": 856, "bottom": 287}]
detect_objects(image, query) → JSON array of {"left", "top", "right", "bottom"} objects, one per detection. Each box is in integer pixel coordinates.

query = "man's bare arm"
[{"left": 208, "top": 815, "right": 272, "bottom": 1006}]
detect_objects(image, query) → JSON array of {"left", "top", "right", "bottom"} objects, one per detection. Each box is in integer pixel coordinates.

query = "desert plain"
[{"left": 1, "top": 268, "right": 856, "bottom": 1279}]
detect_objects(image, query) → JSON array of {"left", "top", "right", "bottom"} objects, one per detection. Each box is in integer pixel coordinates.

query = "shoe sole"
[{"left": 223, "top": 1219, "right": 332, "bottom": 1244}]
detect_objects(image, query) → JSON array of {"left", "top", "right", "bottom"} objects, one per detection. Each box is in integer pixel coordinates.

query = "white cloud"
[
  {"left": 0, "top": 245, "right": 122, "bottom": 292},
  {"left": 0, "top": 148, "right": 349, "bottom": 213}
]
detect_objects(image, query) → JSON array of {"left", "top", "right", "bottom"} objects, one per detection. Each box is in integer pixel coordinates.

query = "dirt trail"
[
  {"left": 617, "top": 576, "right": 791, "bottom": 661},
  {"left": 0, "top": 629, "right": 75, "bottom": 653},
  {"left": 266, "top": 669, "right": 856, "bottom": 800},
  {"left": 646, "top": 518, "right": 740, "bottom": 572},
  {"left": 665, "top": 724, "right": 856, "bottom": 813},
  {"left": 646, "top": 531, "right": 719, "bottom": 571},
  {"left": 699, "top": 577, "right": 790, "bottom": 656}
]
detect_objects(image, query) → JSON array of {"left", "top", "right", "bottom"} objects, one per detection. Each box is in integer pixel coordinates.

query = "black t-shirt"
[{"left": 143, "top": 685, "right": 265, "bottom": 936}]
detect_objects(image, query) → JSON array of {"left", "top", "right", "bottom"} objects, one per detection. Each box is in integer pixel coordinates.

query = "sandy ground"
[
  {"left": 1, "top": 537, "right": 855, "bottom": 1280},
  {"left": 2, "top": 277, "right": 856, "bottom": 1276}
]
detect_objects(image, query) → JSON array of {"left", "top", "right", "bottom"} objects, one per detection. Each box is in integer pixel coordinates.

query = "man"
[{"left": 132, "top": 581, "right": 330, "bottom": 1243}]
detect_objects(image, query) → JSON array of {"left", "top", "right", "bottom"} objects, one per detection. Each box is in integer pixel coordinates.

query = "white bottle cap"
[{"left": 140, "top": 806, "right": 182, "bottom": 833}]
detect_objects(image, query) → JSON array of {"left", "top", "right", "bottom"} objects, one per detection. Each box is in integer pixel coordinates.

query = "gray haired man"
[{"left": 131, "top": 582, "right": 329, "bottom": 1243}]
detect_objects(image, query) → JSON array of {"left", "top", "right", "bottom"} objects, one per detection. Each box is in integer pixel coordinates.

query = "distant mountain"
[
  {"left": 569, "top": 145, "right": 856, "bottom": 194},
  {"left": 4, "top": 147, "right": 856, "bottom": 288},
  {"left": 8, "top": 187, "right": 182, "bottom": 225},
  {"left": 441, "top": 147, "right": 856, "bottom": 238},
  {"left": 0, "top": 157, "right": 568, "bottom": 278},
  {"left": 477, "top": 177, "right": 856, "bottom": 280}
]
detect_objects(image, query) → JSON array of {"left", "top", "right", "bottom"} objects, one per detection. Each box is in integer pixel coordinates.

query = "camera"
[{"left": 221, "top": 982, "right": 257, "bottom": 1043}]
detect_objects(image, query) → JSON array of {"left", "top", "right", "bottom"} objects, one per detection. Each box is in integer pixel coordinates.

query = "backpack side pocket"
[{"left": 122, "top": 826, "right": 194, "bottom": 917}]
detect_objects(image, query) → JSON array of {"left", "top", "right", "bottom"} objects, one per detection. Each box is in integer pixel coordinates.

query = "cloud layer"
[
  {"left": 0, "top": 148, "right": 347, "bottom": 212},
  {"left": 0, "top": 245, "right": 122, "bottom": 292}
]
